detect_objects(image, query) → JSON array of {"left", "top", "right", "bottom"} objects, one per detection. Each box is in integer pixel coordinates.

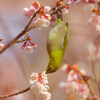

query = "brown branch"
[
  {"left": 68, "top": 65, "right": 95, "bottom": 96},
  {"left": 77, "top": 70, "right": 94, "bottom": 96},
  {"left": 16, "top": 32, "right": 29, "bottom": 43},
  {"left": 16, "top": 38, "right": 27, "bottom": 43},
  {"left": 77, "top": 71, "right": 94, "bottom": 96},
  {"left": 0, "top": 86, "right": 31, "bottom": 99},
  {"left": 0, "top": 3, "right": 69, "bottom": 54},
  {"left": 98, "top": 0, "right": 100, "bottom": 15},
  {"left": 50, "top": 4, "right": 68, "bottom": 16},
  {"left": 75, "top": 70, "right": 94, "bottom": 96},
  {"left": 27, "top": 25, "right": 36, "bottom": 32},
  {"left": 0, "top": 39, "right": 3, "bottom": 41},
  {"left": 0, "top": 12, "right": 37, "bottom": 54}
]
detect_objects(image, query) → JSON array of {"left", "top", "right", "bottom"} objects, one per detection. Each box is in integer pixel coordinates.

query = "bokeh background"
[{"left": 0, "top": 0, "right": 99, "bottom": 100}]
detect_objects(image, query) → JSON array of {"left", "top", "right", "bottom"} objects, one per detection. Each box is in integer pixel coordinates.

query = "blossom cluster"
[
  {"left": 87, "top": 0, "right": 100, "bottom": 32},
  {"left": 23, "top": 1, "right": 40, "bottom": 18},
  {"left": 60, "top": 64, "right": 90, "bottom": 98},
  {"left": 21, "top": 37, "right": 37, "bottom": 54},
  {"left": 23, "top": 1, "right": 70, "bottom": 29},
  {"left": 30, "top": 71, "right": 51, "bottom": 100},
  {"left": 23, "top": 0, "right": 96, "bottom": 30},
  {"left": 23, "top": 1, "right": 52, "bottom": 29},
  {"left": 88, "top": 14, "right": 100, "bottom": 31},
  {"left": 67, "top": 0, "right": 95, "bottom": 4}
]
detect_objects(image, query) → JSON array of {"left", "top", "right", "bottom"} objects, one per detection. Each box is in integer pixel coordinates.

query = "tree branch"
[
  {"left": 0, "top": 12, "right": 37, "bottom": 54},
  {"left": 0, "top": 3, "right": 69, "bottom": 54},
  {"left": 0, "top": 86, "right": 31, "bottom": 99}
]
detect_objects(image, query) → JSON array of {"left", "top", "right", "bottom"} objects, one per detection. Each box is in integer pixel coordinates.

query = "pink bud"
[
  {"left": 23, "top": 8, "right": 35, "bottom": 18},
  {"left": 23, "top": 1, "right": 40, "bottom": 18},
  {"left": 44, "top": 6, "right": 51, "bottom": 12},
  {"left": 32, "top": 1, "right": 40, "bottom": 11}
]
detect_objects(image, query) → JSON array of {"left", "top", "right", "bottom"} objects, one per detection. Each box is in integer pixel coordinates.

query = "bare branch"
[{"left": 0, "top": 86, "right": 31, "bottom": 99}]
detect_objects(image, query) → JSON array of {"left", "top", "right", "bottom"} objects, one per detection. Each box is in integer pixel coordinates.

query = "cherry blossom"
[
  {"left": 43, "top": 6, "right": 51, "bottom": 13},
  {"left": 34, "top": 14, "right": 51, "bottom": 29},
  {"left": 21, "top": 37, "right": 37, "bottom": 54},
  {"left": 30, "top": 71, "right": 48, "bottom": 86},
  {"left": 60, "top": 64, "right": 90, "bottom": 98},
  {"left": 62, "top": 6, "right": 69, "bottom": 15},
  {"left": 23, "top": 1, "right": 40, "bottom": 18},
  {"left": 68, "top": 0, "right": 95, "bottom": 4},
  {"left": 88, "top": 14, "right": 100, "bottom": 31},
  {"left": 30, "top": 72, "right": 51, "bottom": 100}
]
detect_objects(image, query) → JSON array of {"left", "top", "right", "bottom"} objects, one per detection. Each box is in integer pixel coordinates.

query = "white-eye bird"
[{"left": 46, "top": 19, "right": 69, "bottom": 74}]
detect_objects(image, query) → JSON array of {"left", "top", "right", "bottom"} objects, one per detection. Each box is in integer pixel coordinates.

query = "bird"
[{"left": 46, "top": 19, "right": 69, "bottom": 74}]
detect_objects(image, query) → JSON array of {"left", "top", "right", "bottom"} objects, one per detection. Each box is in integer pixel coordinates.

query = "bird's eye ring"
[{"left": 48, "top": 66, "right": 53, "bottom": 71}]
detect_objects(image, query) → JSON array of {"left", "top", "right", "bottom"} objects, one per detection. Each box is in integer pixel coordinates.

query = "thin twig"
[
  {"left": 69, "top": 65, "right": 95, "bottom": 96},
  {"left": 78, "top": 70, "right": 94, "bottom": 96},
  {"left": 27, "top": 25, "right": 36, "bottom": 32},
  {"left": 98, "top": 0, "right": 100, "bottom": 15},
  {"left": 86, "top": 81, "right": 94, "bottom": 96},
  {"left": 16, "top": 38, "right": 27, "bottom": 43},
  {"left": 0, "top": 12, "right": 37, "bottom": 54},
  {"left": 16, "top": 32, "right": 29, "bottom": 43},
  {"left": 0, "top": 4, "right": 69, "bottom": 54},
  {"left": 50, "top": 4, "right": 68, "bottom": 16},
  {"left": 91, "top": 58, "right": 99, "bottom": 82},
  {"left": 0, "top": 86, "right": 31, "bottom": 99}
]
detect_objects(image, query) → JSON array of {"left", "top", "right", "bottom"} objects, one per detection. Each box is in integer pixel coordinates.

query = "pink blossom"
[
  {"left": 80, "top": 0, "right": 95, "bottom": 4},
  {"left": 23, "top": 1, "right": 40, "bottom": 18},
  {"left": 30, "top": 71, "right": 48, "bottom": 86},
  {"left": 31, "top": 73, "right": 38, "bottom": 80},
  {"left": 23, "top": 8, "right": 35, "bottom": 18},
  {"left": 62, "top": 6, "right": 69, "bottom": 15},
  {"left": 34, "top": 14, "right": 51, "bottom": 29},
  {"left": 31, "top": 83, "right": 47, "bottom": 96},
  {"left": 30, "top": 72, "right": 51, "bottom": 100},
  {"left": 88, "top": 14, "right": 100, "bottom": 31},
  {"left": 0, "top": 43, "right": 4, "bottom": 50},
  {"left": 60, "top": 64, "right": 90, "bottom": 98},
  {"left": 80, "top": 83, "right": 89, "bottom": 98},
  {"left": 32, "top": 1, "right": 40, "bottom": 11},
  {"left": 43, "top": 6, "right": 51, "bottom": 12},
  {"left": 68, "top": 0, "right": 95, "bottom": 4},
  {"left": 21, "top": 39, "right": 37, "bottom": 54}
]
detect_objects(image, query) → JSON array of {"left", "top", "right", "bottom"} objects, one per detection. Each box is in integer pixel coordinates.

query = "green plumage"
[{"left": 46, "top": 19, "right": 69, "bottom": 74}]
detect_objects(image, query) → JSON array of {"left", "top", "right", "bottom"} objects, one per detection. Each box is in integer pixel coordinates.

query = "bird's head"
[{"left": 46, "top": 64, "right": 59, "bottom": 74}]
